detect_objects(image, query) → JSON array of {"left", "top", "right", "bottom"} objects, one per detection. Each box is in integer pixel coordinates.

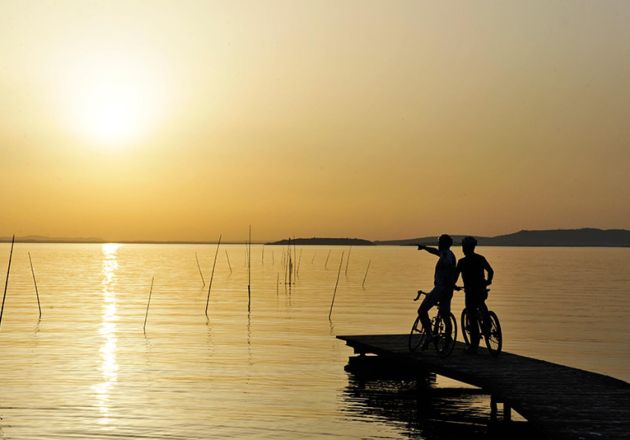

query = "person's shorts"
[
  {"left": 465, "top": 288, "right": 487, "bottom": 308},
  {"left": 421, "top": 286, "right": 453, "bottom": 315}
]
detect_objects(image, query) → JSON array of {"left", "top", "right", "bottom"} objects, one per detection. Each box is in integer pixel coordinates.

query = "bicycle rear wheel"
[
  {"left": 483, "top": 311, "right": 502, "bottom": 357},
  {"left": 409, "top": 315, "right": 426, "bottom": 352},
  {"left": 461, "top": 308, "right": 472, "bottom": 347},
  {"left": 435, "top": 313, "right": 457, "bottom": 358}
]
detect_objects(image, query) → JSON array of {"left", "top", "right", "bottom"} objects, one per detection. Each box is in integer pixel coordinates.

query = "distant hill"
[
  {"left": 267, "top": 237, "right": 375, "bottom": 246},
  {"left": 376, "top": 228, "right": 630, "bottom": 247},
  {"left": 3, "top": 228, "right": 629, "bottom": 247}
]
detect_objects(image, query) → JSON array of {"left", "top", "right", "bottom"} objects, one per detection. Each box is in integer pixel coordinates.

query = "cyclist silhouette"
[
  {"left": 417, "top": 234, "right": 456, "bottom": 345},
  {"left": 454, "top": 236, "right": 494, "bottom": 354}
]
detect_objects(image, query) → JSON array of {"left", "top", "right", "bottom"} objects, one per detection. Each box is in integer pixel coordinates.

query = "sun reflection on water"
[{"left": 92, "top": 243, "right": 120, "bottom": 424}]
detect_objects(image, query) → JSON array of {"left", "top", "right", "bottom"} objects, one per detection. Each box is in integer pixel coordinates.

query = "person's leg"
[
  {"left": 440, "top": 290, "right": 453, "bottom": 340},
  {"left": 479, "top": 301, "right": 490, "bottom": 336},
  {"left": 418, "top": 288, "right": 439, "bottom": 337},
  {"left": 466, "top": 293, "right": 481, "bottom": 350}
]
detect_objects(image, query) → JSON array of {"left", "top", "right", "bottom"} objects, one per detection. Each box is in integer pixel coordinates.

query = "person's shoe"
[
  {"left": 421, "top": 335, "right": 435, "bottom": 350},
  {"left": 465, "top": 346, "right": 478, "bottom": 354}
]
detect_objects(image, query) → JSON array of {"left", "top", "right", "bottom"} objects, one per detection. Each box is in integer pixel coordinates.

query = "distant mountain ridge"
[
  {"left": 2, "top": 228, "right": 629, "bottom": 247},
  {"left": 376, "top": 228, "right": 630, "bottom": 247}
]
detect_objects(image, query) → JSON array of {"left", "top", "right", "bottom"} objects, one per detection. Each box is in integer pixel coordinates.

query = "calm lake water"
[{"left": 0, "top": 243, "right": 629, "bottom": 438}]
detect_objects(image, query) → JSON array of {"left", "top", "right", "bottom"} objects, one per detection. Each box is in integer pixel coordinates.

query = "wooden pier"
[{"left": 338, "top": 334, "right": 630, "bottom": 440}]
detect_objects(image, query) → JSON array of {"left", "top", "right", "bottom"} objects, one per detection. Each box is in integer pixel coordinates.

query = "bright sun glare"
[
  {"left": 63, "top": 54, "right": 166, "bottom": 147},
  {"left": 77, "top": 81, "right": 144, "bottom": 145}
]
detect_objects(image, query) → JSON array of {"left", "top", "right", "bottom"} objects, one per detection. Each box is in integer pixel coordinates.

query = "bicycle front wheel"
[
  {"left": 435, "top": 313, "right": 457, "bottom": 358},
  {"left": 409, "top": 315, "right": 426, "bottom": 352},
  {"left": 484, "top": 311, "right": 502, "bottom": 357}
]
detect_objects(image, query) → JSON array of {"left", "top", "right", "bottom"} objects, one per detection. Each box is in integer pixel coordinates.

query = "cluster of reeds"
[{"left": 0, "top": 233, "right": 374, "bottom": 332}]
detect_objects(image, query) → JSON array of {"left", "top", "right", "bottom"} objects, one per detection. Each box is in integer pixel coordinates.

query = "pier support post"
[
  {"left": 503, "top": 402, "right": 512, "bottom": 422},
  {"left": 491, "top": 395, "right": 512, "bottom": 423}
]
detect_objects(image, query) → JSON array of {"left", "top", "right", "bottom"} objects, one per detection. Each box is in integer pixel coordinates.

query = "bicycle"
[
  {"left": 408, "top": 290, "right": 457, "bottom": 357},
  {"left": 460, "top": 288, "right": 502, "bottom": 357}
]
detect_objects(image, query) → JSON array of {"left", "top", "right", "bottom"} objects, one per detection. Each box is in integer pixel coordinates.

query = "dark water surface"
[{"left": 0, "top": 244, "right": 628, "bottom": 438}]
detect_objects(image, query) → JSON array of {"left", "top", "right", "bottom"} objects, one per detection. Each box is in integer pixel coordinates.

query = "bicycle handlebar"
[{"left": 414, "top": 290, "right": 427, "bottom": 301}]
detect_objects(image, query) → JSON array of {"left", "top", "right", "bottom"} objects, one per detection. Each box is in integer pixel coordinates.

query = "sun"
[
  {"left": 76, "top": 81, "right": 145, "bottom": 145},
  {"left": 61, "top": 53, "right": 167, "bottom": 148}
]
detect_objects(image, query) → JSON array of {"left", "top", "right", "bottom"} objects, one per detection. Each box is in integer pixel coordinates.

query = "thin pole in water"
[
  {"left": 345, "top": 246, "right": 352, "bottom": 276},
  {"left": 247, "top": 226, "right": 252, "bottom": 312},
  {"left": 293, "top": 240, "right": 298, "bottom": 282},
  {"left": 324, "top": 249, "right": 331, "bottom": 270},
  {"left": 195, "top": 252, "right": 206, "bottom": 286},
  {"left": 205, "top": 235, "right": 222, "bottom": 318},
  {"left": 362, "top": 260, "right": 371, "bottom": 288},
  {"left": 28, "top": 251, "right": 42, "bottom": 319},
  {"left": 328, "top": 251, "right": 344, "bottom": 320},
  {"left": 297, "top": 249, "right": 303, "bottom": 278},
  {"left": 0, "top": 235, "right": 16, "bottom": 328},
  {"left": 225, "top": 250, "right": 232, "bottom": 274},
  {"left": 288, "top": 241, "right": 293, "bottom": 286},
  {"left": 143, "top": 276, "right": 154, "bottom": 332}
]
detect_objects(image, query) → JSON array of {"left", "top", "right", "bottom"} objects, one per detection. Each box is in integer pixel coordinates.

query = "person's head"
[
  {"left": 462, "top": 236, "right": 477, "bottom": 256},
  {"left": 438, "top": 234, "right": 453, "bottom": 250}
]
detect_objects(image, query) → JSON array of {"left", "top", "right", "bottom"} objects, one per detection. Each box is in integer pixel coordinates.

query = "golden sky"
[{"left": 1, "top": 1, "right": 629, "bottom": 242}]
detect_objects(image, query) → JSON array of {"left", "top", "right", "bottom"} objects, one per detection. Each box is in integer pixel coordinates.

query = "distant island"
[
  {"left": 266, "top": 237, "right": 375, "bottom": 246},
  {"left": 376, "top": 228, "right": 630, "bottom": 247},
  {"left": 2, "top": 228, "right": 630, "bottom": 247}
]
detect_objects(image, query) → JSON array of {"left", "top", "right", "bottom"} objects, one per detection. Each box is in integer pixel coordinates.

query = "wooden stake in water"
[
  {"left": 362, "top": 260, "right": 371, "bottom": 288},
  {"left": 28, "top": 252, "right": 42, "bottom": 319},
  {"left": 286, "top": 240, "right": 292, "bottom": 285},
  {"left": 204, "top": 235, "right": 222, "bottom": 317},
  {"left": 345, "top": 246, "right": 352, "bottom": 276},
  {"left": 284, "top": 252, "right": 288, "bottom": 286},
  {"left": 288, "top": 251, "right": 293, "bottom": 286},
  {"left": 276, "top": 272, "right": 279, "bottom": 295},
  {"left": 262, "top": 245, "right": 265, "bottom": 265},
  {"left": 328, "top": 251, "right": 344, "bottom": 320},
  {"left": 247, "top": 225, "right": 252, "bottom": 312},
  {"left": 293, "top": 240, "right": 298, "bottom": 282},
  {"left": 324, "top": 249, "right": 331, "bottom": 270},
  {"left": 0, "top": 235, "right": 15, "bottom": 328},
  {"left": 297, "top": 249, "right": 303, "bottom": 278},
  {"left": 143, "top": 276, "right": 154, "bottom": 332},
  {"left": 225, "top": 250, "right": 233, "bottom": 273},
  {"left": 195, "top": 252, "right": 206, "bottom": 286}
]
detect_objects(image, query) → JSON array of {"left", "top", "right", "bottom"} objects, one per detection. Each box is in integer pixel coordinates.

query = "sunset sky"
[{"left": 1, "top": 1, "right": 629, "bottom": 242}]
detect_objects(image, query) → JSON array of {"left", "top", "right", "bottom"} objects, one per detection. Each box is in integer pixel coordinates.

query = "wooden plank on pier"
[{"left": 337, "top": 334, "right": 630, "bottom": 440}]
